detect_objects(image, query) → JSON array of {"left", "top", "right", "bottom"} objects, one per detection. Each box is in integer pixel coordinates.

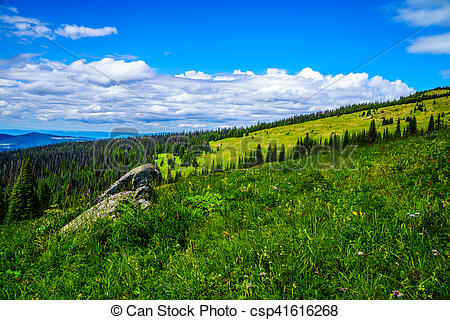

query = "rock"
[
  {"left": 61, "top": 163, "right": 161, "bottom": 233},
  {"left": 60, "top": 192, "right": 133, "bottom": 233},
  {"left": 95, "top": 163, "right": 161, "bottom": 204}
]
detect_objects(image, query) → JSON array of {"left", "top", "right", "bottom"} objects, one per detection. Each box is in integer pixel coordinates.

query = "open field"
[
  {"left": 0, "top": 130, "right": 448, "bottom": 299},
  {"left": 197, "top": 94, "right": 449, "bottom": 167}
]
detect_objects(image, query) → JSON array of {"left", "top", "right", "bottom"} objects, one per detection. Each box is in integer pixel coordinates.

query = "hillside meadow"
[
  {"left": 0, "top": 129, "right": 448, "bottom": 299},
  {"left": 196, "top": 94, "right": 449, "bottom": 169}
]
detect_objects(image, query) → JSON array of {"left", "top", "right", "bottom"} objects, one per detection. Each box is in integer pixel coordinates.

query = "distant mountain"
[
  {"left": 0, "top": 132, "right": 93, "bottom": 151},
  {"left": 0, "top": 134, "right": 13, "bottom": 140}
]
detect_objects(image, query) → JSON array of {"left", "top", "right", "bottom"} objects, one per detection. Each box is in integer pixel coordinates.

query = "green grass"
[
  {"left": 0, "top": 130, "right": 448, "bottom": 299},
  {"left": 155, "top": 153, "right": 194, "bottom": 178},
  {"left": 199, "top": 94, "right": 450, "bottom": 167}
]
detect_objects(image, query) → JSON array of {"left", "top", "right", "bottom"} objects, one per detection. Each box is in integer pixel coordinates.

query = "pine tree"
[
  {"left": 436, "top": 114, "right": 442, "bottom": 129},
  {"left": 265, "top": 143, "right": 272, "bottom": 163},
  {"left": 304, "top": 132, "right": 311, "bottom": 151},
  {"left": 0, "top": 184, "right": 8, "bottom": 224},
  {"left": 332, "top": 134, "right": 340, "bottom": 150},
  {"left": 395, "top": 118, "right": 401, "bottom": 139},
  {"left": 427, "top": 114, "right": 435, "bottom": 133},
  {"left": 343, "top": 130, "right": 349, "bottom": 147},
  {"left": 293, "top": 139, "right": 301, "bottom": 160},
  {"left": 408, "top": 116, "right": 417, "bottom": 134},
  {"left": 38, "top": 182, "right": 51, "bottom": 212},
  {"left": 278, "top": 144, "right": 286, "bottom": 162},
  {"left": 271, "top": 144, "right": 277, "bottom": 162},
  {"left": 256, "top": 144, "right": 264, "bottom": 164},
  {"left": 368, "top": 120, "right": 377, "bottom": 144},
  {"left": 6, "top": 159, "right": 39, "bottom": 223}
]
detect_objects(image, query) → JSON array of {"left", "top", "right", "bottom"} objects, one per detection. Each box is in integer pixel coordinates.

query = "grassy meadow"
[
  {"left": 198, "top": 94, "right": 450, "bottom": 168},
  {"left": 0, "top": 129, "right": 448, "bottom": 299}
]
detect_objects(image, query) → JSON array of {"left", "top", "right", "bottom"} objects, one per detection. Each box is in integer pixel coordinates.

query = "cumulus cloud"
[
  {"left": 175, "top": 70, "right": 212, "bottom": 80},
  {"left": 54, "top": 25, "right": 117, "bottom": 39},
  {"left": 406, "top": 32, "right": 450, "bottom": 54},
  {"left": 0, "top": 56, "right": 415, "bottom": 131},
  {"left": 67, "top": 58, "right": 156, "bottom": 85},
  {"left": 233, "top": 69, "right": 255, "bottom": 76}
]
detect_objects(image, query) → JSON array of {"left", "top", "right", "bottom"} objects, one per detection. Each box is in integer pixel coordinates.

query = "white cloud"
[
  {"left": 394, "top": 1, "right": 450, "bottom": 55},
  {"left": 0, "top": 14, "right": 41, "bottom": 25},
  {"left": 67, "top": 58, "right": 155, "bottom": 85},
  {"left": 0, "top": 57, "right": 415, "bottom": 131},
  {"left": 297, "top": 67, "right": 324, "bottom": 81},
  {"left": 395, "top": 0, "right": 450, "bottom": 27},
  {"left": 407, "top": 32, "right": 450, "bottom": 54},
  {"left": 0, "top": 5, "right": 18, "bottom": 14},
  {"left": 0, "top": 14, "right": 53, "bottom": 38},
  {"left": 148, "top": 105, "right": 169, "bottom": 113},
  {"left": 232, "top": 69, "right": 255, "bottom": 76},
  {"left": 178, "top": 123, "right": 206, "bottom": 128},
  {"left": 106, "top": 54, "right": 139, "bottom": 61},
  {"left": 0, "top": 53, "right": 43, "bottom": 66},
  {"left": 54, "top": 25, "right": 117, "bottom": 40},
  {"left": 0, "top": 12, "right": 118, "bottom": 40},
  {"left": 22, "top": 81, "right": 73, "bottom": 95},
  {"left": 175, "top": 70, "right": 212, "bottom": 80}
]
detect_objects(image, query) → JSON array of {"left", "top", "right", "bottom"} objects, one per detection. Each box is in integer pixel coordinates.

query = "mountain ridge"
[{"left": 0, "top": 132, "right": 93, "bottom": 151}]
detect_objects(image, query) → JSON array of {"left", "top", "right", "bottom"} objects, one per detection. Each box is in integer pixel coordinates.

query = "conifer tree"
[
  {"left": 304, "top": 132, "right": 311, "bottom": 151},
  {"left": 256, "top": 144, "right": 264, "bottom": 164},
  {"left": 368, "top": 120, "right": 377, "bottom": 143},
  {"left": 38, "top": 182, "right": 51, "bottom": 212},
  {"left": 343, "top": 130, "right": 349, "bottom": 147},
  {"left": 0, "top": 184, "right": 8, "bottom": 224},
  {"left": 271, "top": 144, "right": 277, "bottom": 162},
  {"left": 427, "top": 114, "right": 435, "bottom": 133},
  {"left": 265, "top": 143, "right": 272, "bottom": 163},
  {"left": 278, "top": 144, "right": 286, "bottom": 162},
  {"left": 6, "top": 159, "right": 39, "bottom": 223},
  {"left": 408, "top": 116, "right": 417, "bottom": 134},
  {"left": 332, "top": 134, "right": 340, "bottom": 150},
  {"left": 436, "top": 113, "right": 442, "bottom": 129},
  {"left": 293, "top": 139, "right": 301, "bottom": 160},
  {"left": 395, "top": 118, "right": 401, "bottom": 139}
]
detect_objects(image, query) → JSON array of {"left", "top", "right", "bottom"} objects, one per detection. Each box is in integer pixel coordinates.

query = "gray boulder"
[
  {"left": 61, "top": 163, "right": 161, "bottom": 233},
  {"left": 95, "top": 163, "right": 161, "bottom": 204}
]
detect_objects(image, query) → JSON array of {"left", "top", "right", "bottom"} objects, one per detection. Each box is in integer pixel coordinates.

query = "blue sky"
[{"left": 0, "top": 0, "right": 449, "bottom": 132}]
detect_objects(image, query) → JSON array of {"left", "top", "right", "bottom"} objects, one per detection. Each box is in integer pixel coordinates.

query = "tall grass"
[{"left": 0, "top": 130, "right": 448, "bottom": 299}]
